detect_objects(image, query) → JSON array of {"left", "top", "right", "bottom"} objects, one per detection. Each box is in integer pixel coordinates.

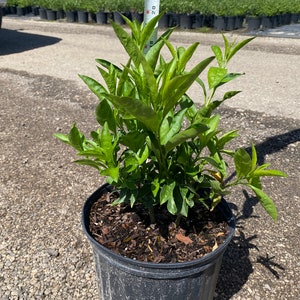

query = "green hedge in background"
[{"left": 6, "top": 0, "right": 300, "bottom": 16}]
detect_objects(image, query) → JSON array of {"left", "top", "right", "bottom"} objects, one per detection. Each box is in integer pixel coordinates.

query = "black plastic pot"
[
  {"left": 180, "top": 14, "right": 193, "bottom": 30},
  {"left": 225, "top": 16, "right": 235, "bottom": 31},
  {"left": 214, "top": 16, "right": 226, "bottom": 31},
  {"left": 82, "top": 184, "right": 235, "bottom": 300},
  {"left": 193, "top": 13, "right": 204, "bottom": 28},
  {"left": 77, "top": 11, "right": 88, "bottom": 23},
  {"left": 246, "top": 16, "right": 261, "bottom": 31},
  {"left": 234, "top": 16, "right": 244, "bottom": 29},
  {"left": 261, "top": 16, "right": 273, "bottom": 29},
  {"left": 16, "top": 7, "right": 25, "bottom": 16},
  {"left": 56, "top": 10, "right": 65, "bottom": 20},
  {"left": 66, "top": 10, "right": 77, "bottom": 23},
  {"left": 96, "top": 11, "right": 108, "bottom": 24},
  {"left": 39, "top": 8, "right": 47, "bottom": 20},
  {"left": 46, "top": 9, "right": 57, "bottom": 21},
  {"left": 158, "top": 13, "right": 170, "bottom": 28}
]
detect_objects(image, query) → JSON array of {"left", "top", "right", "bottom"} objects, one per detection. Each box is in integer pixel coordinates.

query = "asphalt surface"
[{"left": 0, "top": 16, "right": 300, "bottom": 299}]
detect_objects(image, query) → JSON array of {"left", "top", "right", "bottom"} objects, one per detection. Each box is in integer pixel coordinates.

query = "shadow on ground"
[
  {"left": 248, "top": 128, "right": 300, "bottom": 165},
  {"left": 0, "top": 28, "right": 61, "bottom": 55}
]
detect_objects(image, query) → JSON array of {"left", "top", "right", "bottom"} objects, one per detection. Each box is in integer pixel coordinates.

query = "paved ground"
[{"left": 0, "top": 16, "right": 299, "bottom": 299}]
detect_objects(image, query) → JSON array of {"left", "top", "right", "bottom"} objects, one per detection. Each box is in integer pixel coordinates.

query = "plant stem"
[
  {"left": 149, "top": 206, "right": 156, "bottom": 224},
  {"left": 175, "top": 214, "right": 182, "bottom": 227}
]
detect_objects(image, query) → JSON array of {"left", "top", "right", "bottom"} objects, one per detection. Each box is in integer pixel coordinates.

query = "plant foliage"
[{"left": 55, "top": 14, "right": 286, "bottom": 222}]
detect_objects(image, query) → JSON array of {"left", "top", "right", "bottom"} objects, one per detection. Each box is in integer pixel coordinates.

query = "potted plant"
[
  {"left": 127, "top": 0, "right": 143, "bottom": 23},
  {"left": 93, "top": 0, "right": 108, "bottom": 24},
  {"left": 55, "top": 14, "right": 286, "bottom": 299},
  {"left": 63, "top": 0, "right": 80, "bottom": 22}
]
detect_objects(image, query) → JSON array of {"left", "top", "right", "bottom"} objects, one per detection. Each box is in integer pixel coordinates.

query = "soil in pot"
[{"left": 88, "top": 188, "right": 231, "bottom": 263}]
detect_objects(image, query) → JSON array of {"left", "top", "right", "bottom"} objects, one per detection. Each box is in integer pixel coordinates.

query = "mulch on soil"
[{"left": 89, "top": 188, "right": 230, "bottom": 263}]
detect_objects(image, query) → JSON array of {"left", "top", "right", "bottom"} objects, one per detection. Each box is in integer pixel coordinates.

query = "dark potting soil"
[{"left": 89, "top": 189, "right": 230, "bottom": 263}]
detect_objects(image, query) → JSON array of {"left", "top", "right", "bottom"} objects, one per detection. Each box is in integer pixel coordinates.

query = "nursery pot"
[
  {"left": 158, "top": 13, "right": 170, "bottom": 28},
  {"left": 96, "top": 11, "right": 107, "bottom": 24},
  {"left": 39, "top": 8, "right": 47, "bottom": 20},
  {"left": 246, "top": 16, "right": 261, "bottom": 31},
  {"left": 66, "top": 11, "right": 77, "bottom": 23},
  {"left": 46, "top": 9, "right": 57, "bottom": 21},
  {"left": 179, "top": 14, "right": 193, "bottom": 30},
  {"left": 82, "top": 184, "right": 235, "bottom": 300},
  {"left": 77, "top": 11, "right": 89, "bottom": 23},
  {"left": 214, "top": 16, "right": 226, "bottom": 31}
]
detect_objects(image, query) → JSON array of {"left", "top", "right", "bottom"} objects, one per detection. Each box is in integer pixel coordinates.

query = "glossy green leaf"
[
  {"left": 253, "top": 169, "right": 288, "bottom": 177},
  {"left": 79, "top": 75, "right": 107, "bottom": 99},
  {"left": 54, "top": 133, "right": 70, "bottom": 144},
  {"left": 160, "top": 109, "right": 187, "bottom": 145},
  {"left": 251, "top": 143, "right": 257, "bottom": 171},
  {"left": 160, "top": 181, "right": 176, "bottom": 205},
  {"left": 95, "top": 100, "right": 116, "bottom": 132},
  {"left": 225, "top": 36, "right": 255, "bottom": 63},
  {"left": 248, "top": 185, "right": 277, "bottom": 220},
  {"left": 167, "top": 197, "right": 177, "bottom": 215},
  {"left": 68, "top": 124, "right": 84, "bottom": 151},
  {"left": 234, "top": 148, "right": 252, "bottom": 178},
  {"left": 105, "top": 94, "right": 161, "bottom": 134},
  {"left": 100, "top": 165, "right": 120, "bottom": 183},
  {"left": 74, "top": 159, "right": 101, "bottom": 169},
  {"left": 211, "top": 45, "right": 223, "bottom": 67},
  {"left": 223, "top": 90, "right": 241, "bottom": 101},
  {"left": 166, "top": 123, "right": 209, "bottom": 153},
  {"left": 208, "top": 67, "right": 227, "bottom": 89}
]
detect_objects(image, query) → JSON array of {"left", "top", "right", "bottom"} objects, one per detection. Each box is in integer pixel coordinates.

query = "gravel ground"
[{"left": 0, "top": 16, "right": 300, "bottom": 300}]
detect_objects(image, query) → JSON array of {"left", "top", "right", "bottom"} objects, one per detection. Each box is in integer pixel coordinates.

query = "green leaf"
[
  {"left": 146, "top": 28, "right": 173, "bottom": 71},
  {"left": 124, "top": 153, "right": 139, "bottom": 172},
  {"left": 137, "top": 144, "right": 149, "bottom": 164},
  {"left": 95, "top": 100, "right": 116, "bottom": 133},
  {"left": 211, "top": 45, "right": 223, "bottom": 67},
  {"left": 253, "top": 169, "right": 288, "bottom": 177},
  {"left": 105, "top": 95, "right": 161, "bottom": 134},
  {"left": 208, "top": 67, "right": 227, "bottom": 89},
  {"left": 178, "top": 42, "right": 200, "bottom": 72},
  {"left": 166, "top": 123, "right": 209, "bottom": 153},
  {"left": 251, "top": 143, "right": 257, "bottom": 171},
  {"left": 68, "top": 124, "right": 84, "bottom": 151},
  {"left": 160, "top": 109, "right": 187, "bottom": 145},
  {"left": 162, "top": 56, "right": 215, "bottom": 116},
  {"left": 217, "top": 130, "right": 239, "bottom": 150},
  {"left": 223, "top": 90, "right": 241, "bottom": 101},
  {"left": 74, "top": 159, "right": 101, "bottom": 170},
  {"left": 121, "top": 131, "right": 145, "bottom": 152},
  {"left": 160, "top": 181, "right": 176, "bottom": 205},
  {"left": 100, "top": 165, "right": 120, "bottom": 183},
  {"left": 234, "top": 148, "right": 252, "bottom": 178},
  {"left": 167, "top": 197, "right": 177, "bottom": 215},
  {"left": 248, "top": 185, "right": 277, "bottom": 221},
  {"left": 79, "top": 75, "right": 107, "bottom": 99},
  {"left": 54, "top": 133, "right": 70, "bottom": 144},
  {"left": 178, "top": 187, "right": 190, "bottom": 217},
  {"left": 151, "top": 177, "right": 160, "bottom": 197},
  {"left": 225, "top": 36, "right": 255, "bottom": 63},
  {"left": 111, "top": 21, "right": 158, "bottom": 106},
  {"left": 100, "top": 122, "right": 116, "bottom": 164}
]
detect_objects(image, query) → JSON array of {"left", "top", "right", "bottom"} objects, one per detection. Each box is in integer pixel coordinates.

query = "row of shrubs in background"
[
  {"left": 3, "top": 0, "right": 300, "bottom": 31},
  {"left": 5, "top": 0, "right": 300, "bottom": 16}
]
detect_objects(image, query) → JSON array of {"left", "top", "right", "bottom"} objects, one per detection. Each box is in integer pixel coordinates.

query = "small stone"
[{"left": 45, "top": 249, "right": 59, "bottom": 257}]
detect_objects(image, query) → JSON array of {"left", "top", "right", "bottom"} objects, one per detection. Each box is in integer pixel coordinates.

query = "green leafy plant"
[{"left": 55, "top": 14, "right": 286, "bottom": 224}]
